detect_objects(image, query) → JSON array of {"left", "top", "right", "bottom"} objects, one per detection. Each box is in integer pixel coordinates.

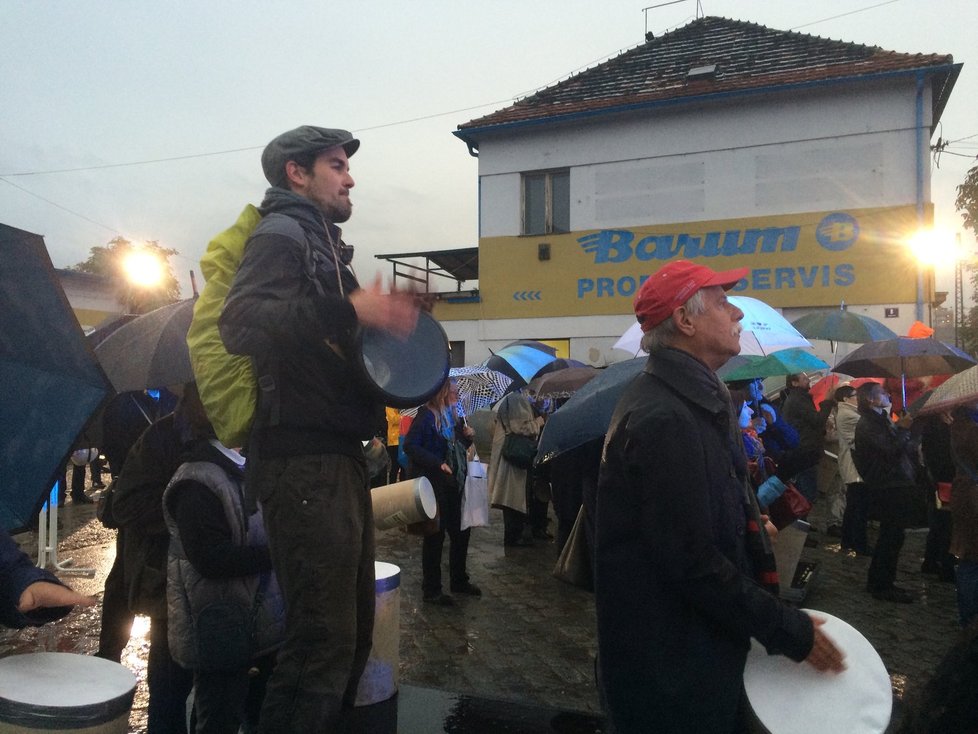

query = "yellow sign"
[{"left": 478, "top": 205, "right": 933, "bottom": 318}]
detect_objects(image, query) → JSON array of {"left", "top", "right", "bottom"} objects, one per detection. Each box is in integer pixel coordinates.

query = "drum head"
[
  {"left": 359, "top": 311, "right": 450, "bottom": 408},
  {"left": 744, "top": 610, "right": 891, "bottom": 734}
]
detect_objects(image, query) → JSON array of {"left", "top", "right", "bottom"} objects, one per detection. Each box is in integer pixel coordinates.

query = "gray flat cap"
[{"left": 261, "top": 125, "right": 360, "bottom": 186}]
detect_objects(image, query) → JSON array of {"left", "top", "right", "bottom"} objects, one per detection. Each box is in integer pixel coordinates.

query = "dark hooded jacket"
[
  {"left": 594, "top": 347, "right": 813, "bottom": 734},
  {"left": 219, "top": 188, "right": 384, "bottom": 458}
]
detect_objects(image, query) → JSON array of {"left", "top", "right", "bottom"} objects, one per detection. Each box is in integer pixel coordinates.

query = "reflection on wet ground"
[{"left": 0, "top": 470, "right": 967, "bottom": 733}]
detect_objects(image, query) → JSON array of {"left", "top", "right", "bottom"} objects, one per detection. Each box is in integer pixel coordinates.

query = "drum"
[
  {"left": 371, "top": 477, "right": 436, "bottom": 531},
  {"left": 356, "top": 311, "right": 450, "bottom": 408},
  {"left": 744, "top": 610, "right": 891, "bottom": 734},
  {"left": 355, "top": 561, "right": 401, "bottom": 706},
  {"left": 0, "top": 652, "right": 136, "bottom": 733}
]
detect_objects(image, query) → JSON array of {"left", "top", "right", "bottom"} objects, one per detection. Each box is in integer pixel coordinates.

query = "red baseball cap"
[{"left": 633, "top": 261, "right": 748, "bottom": 332}]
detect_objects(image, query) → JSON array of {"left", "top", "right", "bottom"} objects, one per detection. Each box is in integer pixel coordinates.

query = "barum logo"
[{"left": 578, "top": 227, "right": 800, "bottom": 264}]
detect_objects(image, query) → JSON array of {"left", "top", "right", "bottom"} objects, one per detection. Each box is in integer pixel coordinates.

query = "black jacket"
[
  {"left": 854, "top": 407, "right": 919, "bottom": 525},
  {"left": 594, "top": 347, "right": 812, "bottom": 734},
  {"left": 219, "top": 188, "right": 384, "bottom": 458}
]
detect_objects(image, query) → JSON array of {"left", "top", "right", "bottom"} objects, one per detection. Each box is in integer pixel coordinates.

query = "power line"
[
  {"left": 788, "top": 0, "right": 902, "bottom": 31},
  {"left": 0, "top": 176, "right": 119, "bottom": 234}
]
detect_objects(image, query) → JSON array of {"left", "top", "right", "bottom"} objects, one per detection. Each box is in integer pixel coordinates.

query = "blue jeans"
[{"left": 956, "top": 561, "right": 978, "bottom": 628}]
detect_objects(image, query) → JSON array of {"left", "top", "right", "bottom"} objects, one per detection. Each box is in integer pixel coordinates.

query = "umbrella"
[
  {"left": 917, "top": 365, "right": 978, "bottom": 415},
  {"left": 718, "top": 349, "right": 830, "bottom": 381},
  {"left": 612, "top": 296, "right": 811, "bottom": 358},
  {"left": 733, "top": 297, "right": 812, "bottom": 356},
  {"left": 483, "top": 340, "right": 557, "bottom": 385},
  {"left": 94, "top": 299, "right": 196, "bottom": 393},
  {"left": 791, "top": 310, "right": 898, "bottom": 343},
  {"left": 449, "top": 365, "right": 513, "bottom": 416},
  {"left": 530, "top": 357, "right": 587, "bottom": 380},
  {"left": 536, "top": 357, "right": 646, "bottom": 463},
  {"left": 833, "top": 337, "right": 977, "bottom": 406},
  {"left": 0, "top": 224, "right": 112, "bottom": 532},
  {"left": 526, "top": 366, "right": 600, "bottom": 400}
]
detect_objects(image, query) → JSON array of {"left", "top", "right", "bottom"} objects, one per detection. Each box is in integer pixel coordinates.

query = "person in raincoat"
[{"left": 487, "top": 390, "right": 543, "bottom": 546}]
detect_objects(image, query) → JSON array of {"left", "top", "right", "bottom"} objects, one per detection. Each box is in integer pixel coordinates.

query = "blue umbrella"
[
  {"left": 536, "top": 357, "right": 646, "bottom": 463},
  {"left": 718, "top": 349, "right": 830, "bottom": 381},
  {"left": 483, "top": 340, "right": 557, "bottom": 386},
  {"left": 0, "top": 224, "right": 112, "bottom": 532}
]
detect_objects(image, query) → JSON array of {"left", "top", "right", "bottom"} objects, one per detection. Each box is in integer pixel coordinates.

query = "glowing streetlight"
[
  {"left": 123, "top": 249, "right": 163, "bottom": 287},
  {"left": 907, "top": 228, "right": 960, "bottom": 268}
]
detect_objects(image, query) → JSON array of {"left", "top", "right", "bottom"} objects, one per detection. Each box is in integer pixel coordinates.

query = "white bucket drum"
[
  {"left": 744, "top": 610, "right": 891, "bottom": 734},
  {"left": 355, "top": 561, "right": 401, "bottom": 706},
  {"left": 0, "top": 652, "right": 136, "bottom": 733},
  {"left": 371, "top": 477, "right": 436, "bottom": 531}
]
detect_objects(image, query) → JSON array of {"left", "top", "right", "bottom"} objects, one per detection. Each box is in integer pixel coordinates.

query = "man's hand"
[
  {"left": 804, "top": 615, "right": 846, "bottom": 673},
  {"left": 17, "top": 581, "right": 96, "bottom": 614},
  {"left": 350, "top": 275, "right": 420, "bottom": 339}
]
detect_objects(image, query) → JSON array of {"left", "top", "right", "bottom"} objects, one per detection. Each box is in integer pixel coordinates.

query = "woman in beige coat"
[
  {"left": 835, "top": 384, "right": 871, "bottom": 555},
  {"left": 488, "top": 391, "right": 542, "bottom": 546}
]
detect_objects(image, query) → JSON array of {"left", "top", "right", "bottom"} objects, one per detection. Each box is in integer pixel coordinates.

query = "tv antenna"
[{"left": 643, "top": 0, "right": 704, "bottom": 39}]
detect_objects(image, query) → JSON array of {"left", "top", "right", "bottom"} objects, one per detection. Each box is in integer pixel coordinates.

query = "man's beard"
[{"left": 323, "top": 200, "right": 352, "bottom": 223}]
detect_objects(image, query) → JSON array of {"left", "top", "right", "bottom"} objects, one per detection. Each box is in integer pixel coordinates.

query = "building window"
[
  {"left": 449, "top": 340, "right": 466, "bottom": 368},
  {"left": 523, "top": 170, "right": 569, "bottom": 235}
]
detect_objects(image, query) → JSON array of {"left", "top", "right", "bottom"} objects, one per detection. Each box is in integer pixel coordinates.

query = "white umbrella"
[{"left": 612, "top": 296, "right": 812, "bottom": 357}]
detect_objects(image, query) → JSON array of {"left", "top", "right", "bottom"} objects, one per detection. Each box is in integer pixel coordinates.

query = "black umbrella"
[
  {"left": 536, "top": 357, "right": 646, "bottom": 463},
  {"left": 483, "top": 340, "right": 557, "bottom": 387},
  {"left": 0, "top": 224, "right": 112, "bottom": 532},
  {"left": 832, "top": 337, "right": 977, "bottom": 406},
  {"left": 94, "top": 298, "right": 196, "bottom": 393}
]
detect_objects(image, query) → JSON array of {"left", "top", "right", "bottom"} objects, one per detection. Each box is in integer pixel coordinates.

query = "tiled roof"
[{"left": 457, "top": 16, "right": 957, "bottom": 138}]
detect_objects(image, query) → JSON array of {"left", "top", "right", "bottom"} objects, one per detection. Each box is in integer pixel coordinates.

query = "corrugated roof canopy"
[{"left": 376, "top": 247, "right": 479, "bottom": 285}]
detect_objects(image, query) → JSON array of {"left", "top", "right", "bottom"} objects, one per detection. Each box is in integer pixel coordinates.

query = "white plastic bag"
[{"left": 461, "top": 461, "right": 489, "bottom": 530}]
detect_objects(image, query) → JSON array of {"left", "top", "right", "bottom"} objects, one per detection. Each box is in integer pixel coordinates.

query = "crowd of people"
[{"left": 7, "top": 125, "right": 978, "bottom": 734}]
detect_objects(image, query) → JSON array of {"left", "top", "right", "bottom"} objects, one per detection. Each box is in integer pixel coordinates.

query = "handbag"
[
  {"left": 502, "top": 432, "right": 537, "bottom": 470},
  {"left": 766, "top": 481, "right": 812, "bottom": 531},
  {"left": 195, "top": 572, "right": 269, "bottom": 672},
  {"left": 461, "top": 461, "right": 490, "bottom": 530},
  {"left": 552, "top": 505, "right": 593, "bottom": 591}
]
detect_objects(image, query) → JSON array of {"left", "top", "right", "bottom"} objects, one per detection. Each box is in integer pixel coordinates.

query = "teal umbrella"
[
  {"left": 791, "top": 310, "right": 897, "bottom": 343},
  {"left": 718, "top": 349, "right": 829, "bottom": 381}
]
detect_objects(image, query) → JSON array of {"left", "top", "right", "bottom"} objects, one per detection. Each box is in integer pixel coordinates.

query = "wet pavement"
[{"left": 0, "top": 474, "right": 963, "bottom": 733}]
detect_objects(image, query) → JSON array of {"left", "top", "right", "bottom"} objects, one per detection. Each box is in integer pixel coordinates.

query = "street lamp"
[{"left": 121, "top": 248, "right": 163, "bottom": 313}]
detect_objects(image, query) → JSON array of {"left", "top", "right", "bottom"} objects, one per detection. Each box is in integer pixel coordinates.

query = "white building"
[{"left": 424, "top": 17, "right": 960, "bottom": 367}]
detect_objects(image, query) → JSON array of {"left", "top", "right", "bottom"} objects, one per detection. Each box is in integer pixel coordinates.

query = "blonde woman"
[{"left": 404, "top": 380, "right": 478, "bottom": 605}]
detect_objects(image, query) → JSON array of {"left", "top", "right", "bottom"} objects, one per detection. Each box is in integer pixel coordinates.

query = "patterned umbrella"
[
  {"left": 450, "top": 365, "right": 513, "bottom": 416},
  {"left": 917, "top": 364, "right": 978, "bottom": 415}
]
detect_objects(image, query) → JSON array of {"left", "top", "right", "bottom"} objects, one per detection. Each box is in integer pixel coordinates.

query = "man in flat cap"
[
  {"left": 219, "top": 125, "right": 418, "bottom": 732},
  {"left": 592, "top": 261, "right": 844, "bottom": 733}
]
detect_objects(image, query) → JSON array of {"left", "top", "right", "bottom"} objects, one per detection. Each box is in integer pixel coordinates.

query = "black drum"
[{"left": 356, "top": 311, "right": 450, "bottom": 408}]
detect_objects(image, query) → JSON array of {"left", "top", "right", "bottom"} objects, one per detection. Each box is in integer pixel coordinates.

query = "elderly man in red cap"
[{"left": 593, "top": 261, "right": 844, "bottom": 734}]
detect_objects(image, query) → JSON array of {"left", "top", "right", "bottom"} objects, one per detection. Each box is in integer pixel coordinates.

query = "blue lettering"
[
  {"left": 635, "top": 234, "right": 678, "bottom": 261},
  {"left": 617, "top": 276, "right": 637, "bottom": 297},
  {"left": 752, "top": 269, "right": 772, "bottom": 290},
  {"left": 721, "top": 231, "right": 743, "bottom": 256},
  {"left": 578, "top": 230, "right": 633, "bottom": 263},
  {"left": 596, "top": 278, "right": 615, "bottom": 296},
  {"left": 577, "top": 279, "right": 595, "bottom": 298},
  {"left": 700, "top": 232, "right": 722, "bottom": 257},
  {"left": 741, "top": 227, "right": 800, "bottom": 254},
  {"left": 834, "top": 263, "right": 855, "bottom": 286},
  {"left": 798, "top": 267, "right": 818, "bottom": 288},
  {"left": 775, "top": 269, "right": 796, "bottom": 289}
]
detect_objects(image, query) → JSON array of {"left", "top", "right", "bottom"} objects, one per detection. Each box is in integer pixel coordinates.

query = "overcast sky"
[{"left": 2, "top": 0, "right": 976, "bottom": 300}]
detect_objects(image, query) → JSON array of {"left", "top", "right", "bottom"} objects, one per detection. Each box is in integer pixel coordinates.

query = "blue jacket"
[{"left": 1, "top": 530, "right": 71, "bottom": 628}]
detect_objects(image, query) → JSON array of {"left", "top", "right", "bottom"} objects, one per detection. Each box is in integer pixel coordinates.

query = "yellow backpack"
[{"left": 186, "top": 205, "right": 263, "bottom": 448}]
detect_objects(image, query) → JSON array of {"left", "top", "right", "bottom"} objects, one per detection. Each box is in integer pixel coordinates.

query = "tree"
[
  {"left": 73, "top": 237, "right": 181, "bottom": 314},
  {"left": 956, "top": 164, "right": 978, "bottom": 355}
]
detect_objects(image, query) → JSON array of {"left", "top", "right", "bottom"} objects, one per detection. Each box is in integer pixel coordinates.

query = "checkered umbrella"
[{"left": 450, "top": 366, "right": 513, "bottom": 416}]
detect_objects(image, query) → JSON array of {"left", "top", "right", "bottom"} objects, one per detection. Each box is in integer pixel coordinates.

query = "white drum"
[
  {"left": 0, "top": 652, "right": 136, "bottom": 733},
  {"left": 371, "top": 477, "right": 436, "bottom": 531},
  {"left": 744, "top": 610, "right": 892, "bottom": 734},
  {"left": 355, "top": 562, "right": 401, "bottom": 706}
]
